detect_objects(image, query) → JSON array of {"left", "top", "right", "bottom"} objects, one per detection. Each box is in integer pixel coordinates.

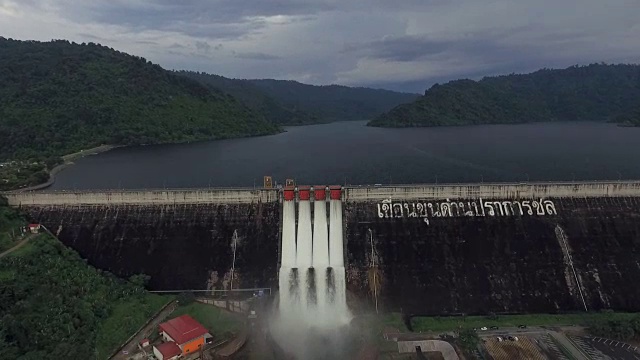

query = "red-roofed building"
[
  {"left": 158, "top": 315, "right": 209, "bottom": 356},
  {"left": 28, "top": 224, "right": 41, "bottom": 234},
  {"left": 153, "top": 341, "right": 181, "bottom": 360}
]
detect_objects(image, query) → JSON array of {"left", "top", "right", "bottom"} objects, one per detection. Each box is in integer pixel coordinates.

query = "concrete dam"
[{"left": 6, "top": 181, "right": 640, "bottom": 315}]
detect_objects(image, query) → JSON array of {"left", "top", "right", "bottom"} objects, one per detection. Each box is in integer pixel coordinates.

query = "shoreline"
[{"left": 15, "top": 145, "right": 121, "bottom": 192}]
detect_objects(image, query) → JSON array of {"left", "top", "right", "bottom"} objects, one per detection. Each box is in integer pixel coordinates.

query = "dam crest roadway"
[{"left": 5, "top": 180, "right": 640, "bottom": 206}]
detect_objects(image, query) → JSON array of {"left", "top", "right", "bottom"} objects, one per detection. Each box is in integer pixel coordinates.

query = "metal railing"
[
  {"left": 148, "top": 287, "right": 272, "bottom": 295},
  {"left": 3, "top": 178, "right": 640, "bottom": 195}
]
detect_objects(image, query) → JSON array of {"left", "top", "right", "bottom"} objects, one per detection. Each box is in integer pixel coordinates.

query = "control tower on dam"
[{"left": 6, "top": 180, "right": 640, "bottom": 315}]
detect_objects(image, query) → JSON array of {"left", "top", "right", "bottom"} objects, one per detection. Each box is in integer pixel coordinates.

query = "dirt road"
[{"left": 0, "top": 234, "right": 35, "bottom": 259}]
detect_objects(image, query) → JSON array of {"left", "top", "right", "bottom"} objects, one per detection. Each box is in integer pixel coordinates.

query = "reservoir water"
[{"left": 50, "top": 121, "right": 640, "bottom": 189}]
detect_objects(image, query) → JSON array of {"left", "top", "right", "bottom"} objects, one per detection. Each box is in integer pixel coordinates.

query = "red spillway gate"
[
  {"left": 298, "top": 186, "right": 311, "bottom": 200},
  {"left": 283, "top": 187, "right": 295, "bottom": 201},
  {"left": 329, "top": 185, "right": 341, "bottom": 200},
  {"left": 314, "top": 186, "right": 326, "bottom": 201}
]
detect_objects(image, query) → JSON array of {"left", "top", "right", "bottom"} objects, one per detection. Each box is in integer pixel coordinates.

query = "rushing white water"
[
  {"left": 279, "top": 191, "right": 350, "bottom": 330},
  {"left": 281, "top": 201, "right": 297, "bottom": 267},
  {"left": 329, "top": 199, "right": 344, "bottom": 267},
  {"left": 296, "top": 200, "right": 312, "bottom": 309},
  {"left": 312, "top": 200, "right": 329, "bottom": 267},
  {"left": 279, "top": 201, "right": 299, "bottom": 323},
  {"left": 312, "top": 199, "right": 329, "bottom": 325},
  {"left": 275, "top": 192, "right": 351, "bottom": 359},
  {"left": 296, "top": 200, "right": 313, "bottom": 267}
]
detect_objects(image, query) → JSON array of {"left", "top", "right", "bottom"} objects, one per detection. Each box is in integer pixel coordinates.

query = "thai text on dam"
[{"left": 377, "top": 198, "right": 558, "bottom": 221}]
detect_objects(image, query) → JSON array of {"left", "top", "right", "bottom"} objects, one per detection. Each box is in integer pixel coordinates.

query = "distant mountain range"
[
  {"left": 0, "top": 38, "right": 418, "bottom": 163},
  {"left": 369, "top": 64, "right": 640, "bottom": 127},
  {"left": 177, "top": 72, "right": 419, "bottom": 125},
  {"left": 2, "top": 37, "right": 639, "bottom": 166}
]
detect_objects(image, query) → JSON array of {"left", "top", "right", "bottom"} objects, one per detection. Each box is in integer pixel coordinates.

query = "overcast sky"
[{"left": 1, "top": 0, "right": 639, "bottom": 92}]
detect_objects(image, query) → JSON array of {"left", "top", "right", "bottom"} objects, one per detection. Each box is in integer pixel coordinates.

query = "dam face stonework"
[
  {"left": 7, "top": 181, "right": 640, "bottom": 314},
  {"left": 24, "top": 203, "right": 280, "bottom": 290},
  {"left": 345, "top": 196, "right": 640, "bottom": 314}
]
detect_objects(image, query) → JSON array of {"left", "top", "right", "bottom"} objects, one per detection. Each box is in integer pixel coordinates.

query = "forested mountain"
[
  {"left": 614, "top": 105, "right": 640, "bottom": 126},
  {"left": 177, "top": 71, "right": 317, "bottom": 125},
  {"left": 178, "top": 72, "right": 419, "bottom": 124},
  {"left": 0, "top": 38, "right": 279, "bottom": 161},
  {"left": 369, "top": 64, "right": 640, "bottom": 127},
  {"left": 246, "top": 79, "right": 420, "bottom": 122}
]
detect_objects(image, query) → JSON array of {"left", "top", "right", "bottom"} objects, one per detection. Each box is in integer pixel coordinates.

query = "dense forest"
[
  {"left": 369, "top": 64, "right": 640, "bottom": 127},
  {"left": 0, "top": 198, "right": 24, "bottom": 252},
  {"left": 0, "top": 210, "right": 169, "bottom": 359},
  {"left": 246, "top": 79, "right": 419, "bottom": 122},
  {"left": 0, "top": 38, "right": 279, "bottom": 162},
  {"left": 614, "top": 105, "right": 640, "bottom": 126},
  {"left": 178, "top": 72, "right": 419, "bottom": 124},
  {"left": 177, "top": 71, "right": 317, "bottom": 125}
]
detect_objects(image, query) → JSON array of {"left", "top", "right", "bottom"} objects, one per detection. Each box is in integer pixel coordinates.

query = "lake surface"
[{"left": 50, "top": 121, "right": 640, "bottom": 190}]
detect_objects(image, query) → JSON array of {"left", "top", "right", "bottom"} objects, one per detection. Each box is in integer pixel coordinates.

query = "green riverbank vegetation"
[{"left": 0, "top": 227, "right": 171, "bottom": 359}]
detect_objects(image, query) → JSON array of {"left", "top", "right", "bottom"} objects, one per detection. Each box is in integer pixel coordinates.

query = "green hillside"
[
  {"left": 246, "top": 79, "right": 420, "bottom": 122},
  {"left": 178, "top": 72, "right": 419, "bottom": 124},
  {"left": 369, "top": 64, "right": 640, "bottom": 127},
  {"left": 0, "top": 205, "right": 170, "bottom": 359},
  {"left": 0, "top": 38, "right": 279, "bottom": 161},
  {"left": 614, "top": 105, "right": 640, "bottom": 126},
  {"left": 177, "top": 71, "right": 317, "bottom": 125}
]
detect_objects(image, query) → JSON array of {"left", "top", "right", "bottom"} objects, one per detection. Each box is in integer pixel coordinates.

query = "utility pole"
[
  {"left": 369, "top": 228, "right": 378, "bottom": 314},
  {"left": 230, "top": 230, "right": 238, "bottom": 292}
]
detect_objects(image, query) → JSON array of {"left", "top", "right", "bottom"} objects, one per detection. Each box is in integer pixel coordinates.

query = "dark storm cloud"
[
  {"left": 2, "top": 0, "right": 639, "bottom": 91},
  {"left": 342, "top": 25, "right": 554, "bottom": 63},
  {"left": 234, "top": 52, "right": 281, "bottom": 61},
  {"left": 76, "top": 32, "right": 107, "bottom": 41},
  {"left": 85, "top": 0, "right": 331, "bottom": 36},
  {"left": 194, "top": 40, "right": 211, "bottom": 53}
]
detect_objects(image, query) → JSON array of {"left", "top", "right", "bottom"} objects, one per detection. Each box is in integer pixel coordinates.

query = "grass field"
[
  {"left": 96, "top": 295, "right": 173, "bottom": 359},
  {"left": 411, "top": 312, "right": 640, "bottom": 332},
  {"left": 379, "top": 312, "right": 409, "bottom": 332},
  {"left": 171, "top": 302, "right": 243, "bottom": 338}
]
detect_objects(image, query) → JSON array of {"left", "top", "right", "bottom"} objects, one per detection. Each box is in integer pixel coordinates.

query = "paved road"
[
  {"left": 0, "top": 234, "right": 36, "bottom": 259},
  {"left": 550, "top": 332, "right": 590, "bottom": 360},
  {"left": 110, "top": 300, "right": 177, "bottom": 360}
]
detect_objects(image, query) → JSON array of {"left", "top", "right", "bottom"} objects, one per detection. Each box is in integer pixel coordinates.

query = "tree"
[
  {"left": 45, "top": 157, "right": 63, "bottom": 169},
  {"left": 128, "top": 274, "right": 150, "bottom": 288},
  {"left": 0, "top": 235, "right": 167, "bottom": 359},
  {"left": 457, "top": 328, "right": 480, "bottom": 353},
  {"left": 0, "top": 38, "right": 280, "bottom": 163},
  {"left": 177, "top": 292, "right": 196, "bottom": 306},
  {"left": 587, "top": 316, "right": 640, "bottom": 341},
  {"left": 369, "top": 64, "right": 640, "bottom": 128}
]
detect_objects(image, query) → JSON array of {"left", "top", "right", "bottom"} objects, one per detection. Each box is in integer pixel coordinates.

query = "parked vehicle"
[
  {"left": 490, "top": 326, "right": 499, "bottom": 330},
  {"left": 518, "top": 325, "right": 527, "bottom": 329},
  {"left": 480, "top": 327, "right": 488, "bottom": 331}
]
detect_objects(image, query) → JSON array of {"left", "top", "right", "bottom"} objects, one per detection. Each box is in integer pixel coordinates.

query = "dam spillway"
[
  {"left": 278, "top": 186, "right": 350, "bottom": 330},
  {"left": 5, "top": 180, "right": 640, "bottom": 314}
]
